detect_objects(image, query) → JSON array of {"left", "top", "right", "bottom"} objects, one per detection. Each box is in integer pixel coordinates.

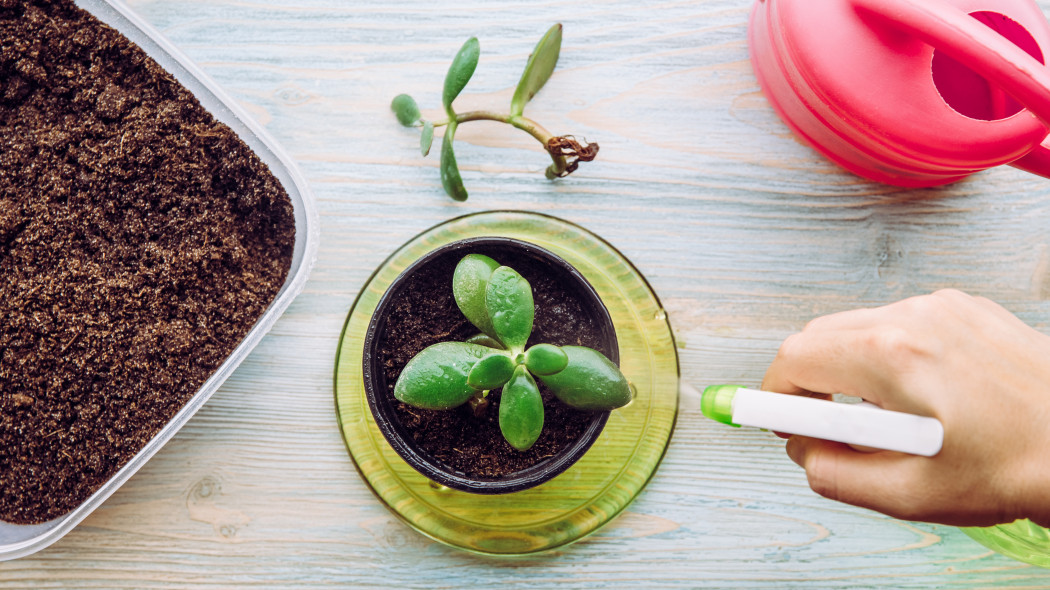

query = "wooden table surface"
[{"left": 6, "top": 0, "right": 1050, "bottom": 587}]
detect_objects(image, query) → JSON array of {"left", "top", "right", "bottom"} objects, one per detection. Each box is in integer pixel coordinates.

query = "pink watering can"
[{"left": 750, "top": 0, "right": 1050, "bottom": 186}]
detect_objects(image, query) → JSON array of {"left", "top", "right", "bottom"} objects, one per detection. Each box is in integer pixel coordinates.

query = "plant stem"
[
  {"left": 468, "top": 389, "right": 490, "bottom": 418},
  {"left": 432, "top": 110, "right": 571, "bottom": 177}
]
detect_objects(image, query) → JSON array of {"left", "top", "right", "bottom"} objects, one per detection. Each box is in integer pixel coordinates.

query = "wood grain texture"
[{"left": 5, "top": 0, "right": 1050, "bottom": 586}]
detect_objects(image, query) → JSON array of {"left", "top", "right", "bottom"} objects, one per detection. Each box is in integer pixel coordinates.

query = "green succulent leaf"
[
  {"left": 393, "top": 341, "right": 495, "bottom": 410},
  {"left": 391, "top": 93, "right": 422, "bottom": 126},
  {"left": 523, "top": 343, "right": 568, "bottom": 376},
  {"left": 499, "top": 366, "right": 544, "bottom": 451},
  {"left": 486, "top": 266, "right": 534, "bottom": 353},
  {"left": 453, "top": 254, "right": 501, "bottom": 338},
  {"left": 510, "top": 24, "right": 562, "bottom": 117},
  {"left": 420, "top": 120, "right": 434, "bottom": 156},
  {"left": 440, "top": 121, "right": 468, "bottom": 201},
  {"left": 467, "top": 352, "right": 515, "bottom": 390},
  {"left": 466, "top": 333, "right": 504, "bottom": 349},
  {"left": 443, "top": 36, "right": 481, "bottom": 117},
  {"left": 536, "top": 346, "right": 632, "bottom": 410}
]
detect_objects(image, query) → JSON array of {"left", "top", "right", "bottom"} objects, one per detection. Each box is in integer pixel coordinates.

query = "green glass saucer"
[{"left": 334, "top": 210, "right": 679, "bottom": 556}]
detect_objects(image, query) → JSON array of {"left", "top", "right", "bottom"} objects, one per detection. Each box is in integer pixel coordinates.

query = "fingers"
[
  {"left": 762, "top": 301, "right": 899, "bottom": 399},
  {"left": 761, "top": 328, "right": 902, "bottom": 405},
  {"left": 785, "top": 436, "right": 928, "bottom": 522},
  {"left": 785, "top": 435, "right": 1019, "bottom": 526},
  {"left": 762, "top": 294, "right": 973, "bottom": 410}
]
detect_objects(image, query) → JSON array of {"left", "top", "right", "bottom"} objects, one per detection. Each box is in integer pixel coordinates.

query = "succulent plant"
[
  {"left": 390, "top": 24, "right": 599, "bottom": 201},
  {"left": 393, "top": 254, "right": 631, "bottom": 451}
]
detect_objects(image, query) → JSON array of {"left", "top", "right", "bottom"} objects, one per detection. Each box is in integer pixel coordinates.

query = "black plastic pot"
[{"left": 362, "top": 237, "right": 619, "bottom": 494}]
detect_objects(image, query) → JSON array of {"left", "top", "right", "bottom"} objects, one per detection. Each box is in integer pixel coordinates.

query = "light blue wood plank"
[{"left": 3, "top": 0, "right": 1050, "bottom": 586}]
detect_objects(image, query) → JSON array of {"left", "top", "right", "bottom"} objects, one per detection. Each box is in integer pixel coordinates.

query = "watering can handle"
[{"left": 850, "top": 0, "right": 1050, "bottom": 178}]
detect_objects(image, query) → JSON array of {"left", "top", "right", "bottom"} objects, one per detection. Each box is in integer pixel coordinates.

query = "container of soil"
[
  {"left": 0, "top": 0, "right": 319, "bottom": 560},
  {"left": 361, "top": 237, "right": 621, "bottom": 494}
]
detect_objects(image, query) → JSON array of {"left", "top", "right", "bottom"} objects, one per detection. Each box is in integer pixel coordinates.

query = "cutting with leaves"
[{"left": 390, "top": 24, "right": 599, "bottom": 201}]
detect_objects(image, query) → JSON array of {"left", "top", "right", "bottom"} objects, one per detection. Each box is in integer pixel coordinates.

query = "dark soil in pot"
[
  {"left": 0, "top": 0, "right": 295, "bottom": 524},
  {"left": 366, "top": 238, "right": 618, "bottom": 491}
]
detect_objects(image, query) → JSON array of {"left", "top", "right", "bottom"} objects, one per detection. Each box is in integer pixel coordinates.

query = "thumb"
[{"left": 785, "top": 435, "right": 926, "bottom": 521}]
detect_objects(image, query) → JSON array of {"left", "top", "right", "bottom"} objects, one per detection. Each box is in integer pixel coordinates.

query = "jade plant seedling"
[
  {"left": 390, "top": 24, "right": 599, "bottom": 201},
  {"left": 393, "top": 254, "right": 631, "bottom": 451}
]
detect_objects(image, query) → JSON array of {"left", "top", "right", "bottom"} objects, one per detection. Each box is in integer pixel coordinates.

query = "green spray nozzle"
[{"left": 700, "top": 384, "right": 742, "bottom": 427}]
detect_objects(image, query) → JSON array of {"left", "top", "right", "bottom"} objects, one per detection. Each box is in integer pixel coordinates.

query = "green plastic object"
[
  {"left": 700, "top": 384, "right": 742, "bottom": 427},
  {"left": 334, "top": 210, "right": 679, "bottom": 555},
  {"left": 964, "top": 520, "right": 1050, "bottom": 568}
]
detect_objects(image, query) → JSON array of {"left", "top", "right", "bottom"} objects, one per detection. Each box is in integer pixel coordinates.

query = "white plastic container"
[{"left": 0, "top": 0, "right": 319, "bottom": 561}]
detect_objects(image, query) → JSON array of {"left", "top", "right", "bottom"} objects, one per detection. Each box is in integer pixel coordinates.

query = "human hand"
[{"left": 762, "top": 289, "right": 1050, "bottom": 527}]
